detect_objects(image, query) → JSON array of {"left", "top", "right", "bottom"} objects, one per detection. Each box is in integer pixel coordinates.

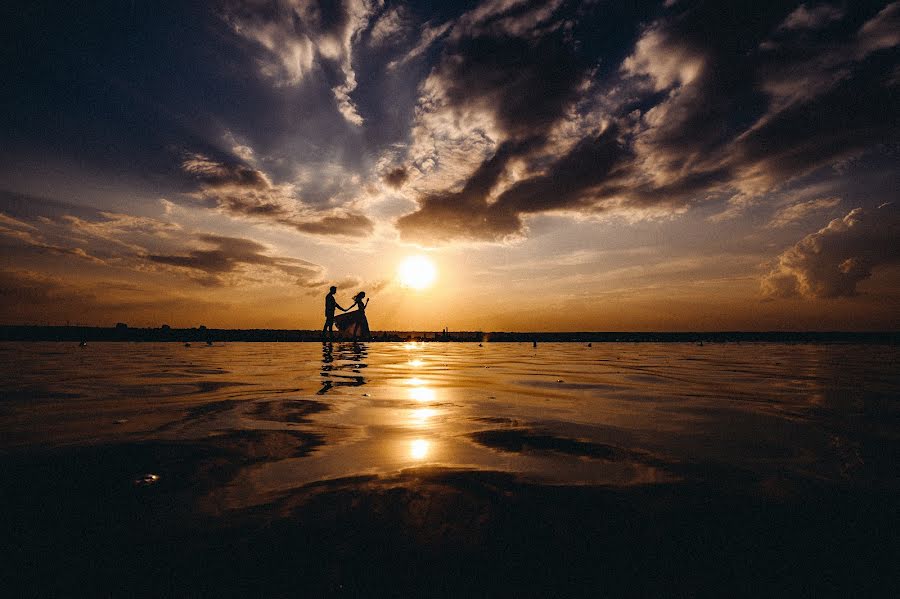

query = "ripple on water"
[{"left": 0, "top": 341, "right": 897, "bottom": 497}]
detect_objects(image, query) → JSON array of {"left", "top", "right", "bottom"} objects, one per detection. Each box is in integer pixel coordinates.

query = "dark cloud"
[
  {"left": 147, "top": 234, "right": 324, "bottom": 287},
  {"left": 762, "top": 204, "right": 900, "bottom": 298},
  {"left": 779, "top": 3, "right": 846, "bottom": 31},
  {"left": 221, "top": 0, "right": 371, "bottom": 124},
  {"left": 382, "top": 167, "right": 409, "bottom": 188},
  {"left": 396, "top": 0, "right": 899, "bottom": 243},
  {"left": 396, "top": 137, "right": 544, "bottom": 242},
  {"left": 287, "top": 213, "right": 374, "bottom": 236},
  {"left": 182, "top": 154, "right": 270, "bottom": 189},
  {"left": 398, "top": 126, "right": 642, "bottom": 242},
  {"left": 3, "top": 0, "right": 898, "bottom": 258},
  {"left": 434, "top": 20, "right": 588, "bottom": 138},
  {"left": 181, "top": 154, "right": 374, "bottom": 237}
]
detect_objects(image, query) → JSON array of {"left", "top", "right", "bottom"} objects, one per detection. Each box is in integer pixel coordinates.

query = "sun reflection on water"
[
  {"left": 411, "top": 407, "right": 437, "bottom": 425},
  {"left": 409, "top": 386, "right": 436, "bottom": 402},
  {"left": 410, "top": 439, "right": 430, "bottom": 460}
]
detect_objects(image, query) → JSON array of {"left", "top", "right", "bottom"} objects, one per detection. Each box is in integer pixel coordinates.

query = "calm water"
[
  {"left": 2, "top": 341, "right": 898, "bottom": 596},
  {"left": 2, "top": 342, "right": 897, "bottom": 500}
]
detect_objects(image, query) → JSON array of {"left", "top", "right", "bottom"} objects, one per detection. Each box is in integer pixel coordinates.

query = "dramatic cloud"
[
  {"left": 147, "top": 234, "right": 324, "bottom": 287},
  {"left": 3, "top": 0, "right": 899, "bottom": 328},
  {"left": 182, "top": 154, "right": 374, "bottom": 237},
  {"left": 396, "top": 1, "right": 899, "bottom": 243},
  {"left": 762, "top": 204, "right": 900, "bottom": 298},
  {"left": 0, "top": 196, "right": 182, "bottom": 265},
  {"left": 0, "top": 193, "right": 328, "bottom": 291},
  {"left": 222, "top": 0, "right": 374, "bottom": 124}
]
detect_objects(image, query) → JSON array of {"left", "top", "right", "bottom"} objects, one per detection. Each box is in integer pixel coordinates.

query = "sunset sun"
[{"left": 398, "top": 256, "right": 437, "bottom": 290}]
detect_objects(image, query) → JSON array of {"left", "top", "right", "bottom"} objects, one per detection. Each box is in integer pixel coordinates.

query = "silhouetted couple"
[{"left": 323, "top": 286, "right": 370, "bottom": 340}]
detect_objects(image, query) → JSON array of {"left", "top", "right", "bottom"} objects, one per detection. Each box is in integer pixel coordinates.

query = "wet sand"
[{"left": 1, "top": 342, "right": 898, "bottom": 597}]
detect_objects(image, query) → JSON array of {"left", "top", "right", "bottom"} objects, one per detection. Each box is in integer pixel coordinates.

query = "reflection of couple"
[{"left": 323, "top": 285, "right": 371, "bottom": 340}]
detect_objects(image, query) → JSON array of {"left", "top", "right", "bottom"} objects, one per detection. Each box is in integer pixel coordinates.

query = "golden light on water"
[
  {"left": 411, "top": 407, "right": 436, "bottom": 425},
  {"left": 409, "top": 386, "right": 436, "bottom": 402},
  {"left": 398, "top": 255, "right": 437, "bottom": 289},
  {"left": 410, "top": 439, "right": 430, "bottom": 460}
]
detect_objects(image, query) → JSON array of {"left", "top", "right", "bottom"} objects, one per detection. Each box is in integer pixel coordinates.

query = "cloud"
[
  {"left": 396, "top": 137, "right": 545, "bottom": 242},
  {"left": 623, "top": 1, "right": 900, "bottom": 219},
  {"left": 768, "top": 196, "right": 841, "bottom": 228},
  {"left": 0, "top": 196, "right": 183, "bottom": 265},
  {"left": 222, "top": 0, "right": 374, "bottom": 125},
  {"left": 761, "top": 204, "right": 900, "bottom": 298},
  {"left": 386, "top": 20, "right": 452, "bottom": 70},
  {"left": 778, "top": 3, "right": 845, "bottom": 31},
  {"left": 0, "top": 192, "right": 330, "bottom": 292},
  {"left": 855, "top": 2, "right": 900, "bottom": 56},
  {"left": 368, "top": 5, "right": 407, "bottom": 47},
  {"left": 181, "top": 154, "right": 374, "bottom": 237},
  {"left": 146, "top": 234, "right": 324, "bottom": 287},
  {"left": 382, "top": 167, "right": 408, "bottom": 189},
  {"left": 0, "top": 269, "right": 229, "bottom": 326}
]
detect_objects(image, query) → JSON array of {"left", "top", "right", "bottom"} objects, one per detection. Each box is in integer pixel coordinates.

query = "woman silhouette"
[{"left": 335, "top": 291, "right": 371, "bottom": 340}]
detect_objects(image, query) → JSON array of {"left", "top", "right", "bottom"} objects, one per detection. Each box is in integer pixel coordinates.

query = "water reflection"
[
  {"left": 410, "top": 438, "right": 430, "bottom": 460},
  {"left": 3, "top": 342, "right": 896, "bottom": 508},
  {"left": 317, "top": 342, "right": 368, "bottom": 395},
  {"left": 409, "top": 386, "right": 436, "bottom": 402},
  {"left": 410, "top": 407, "right": 437, "bottom": 426}
]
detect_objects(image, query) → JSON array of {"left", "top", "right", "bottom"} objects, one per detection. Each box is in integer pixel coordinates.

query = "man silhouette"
[{"left": 323, "top": 286, "right": 347, "bottom": 340}]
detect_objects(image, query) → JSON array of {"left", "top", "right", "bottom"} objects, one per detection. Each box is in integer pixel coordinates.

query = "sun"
[{"left": 398, "top": 255, "right": 437, "bottom": 289}]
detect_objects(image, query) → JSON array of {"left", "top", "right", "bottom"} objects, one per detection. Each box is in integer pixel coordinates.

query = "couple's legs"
[{"left": 353, "top": 319, "right": 370, "bottom": 341}]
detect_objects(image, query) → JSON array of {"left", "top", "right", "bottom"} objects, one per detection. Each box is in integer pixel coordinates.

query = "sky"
[{"left": 1, "top": 0, "right": 898, "bottom": 331}]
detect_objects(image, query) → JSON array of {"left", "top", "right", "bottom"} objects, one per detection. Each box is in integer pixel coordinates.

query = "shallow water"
[{"left": 2, "top": 341, "right": 898, "bottom": 596}]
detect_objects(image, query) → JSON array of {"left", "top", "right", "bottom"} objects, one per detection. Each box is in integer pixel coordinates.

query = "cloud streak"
[{"left": 147, "top": 234, "right": 324, "bottom": 287}]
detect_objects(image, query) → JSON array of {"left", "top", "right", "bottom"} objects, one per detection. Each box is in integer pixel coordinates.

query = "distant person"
[
  {"left": 323, "top": 286, "right": 347, "bottom": 340},
  {"left": 335, "top": 291, "right": 371, "bottom": 340}
]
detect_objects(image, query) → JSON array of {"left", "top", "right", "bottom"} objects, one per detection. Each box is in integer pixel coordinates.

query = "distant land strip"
[{"left": 0, "top": 326, "right": 897, "bottom": 344}]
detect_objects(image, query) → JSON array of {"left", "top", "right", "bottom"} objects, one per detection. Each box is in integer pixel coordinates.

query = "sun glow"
[{"left": 398, "top": 255, "right": 437, "bottom": 289}]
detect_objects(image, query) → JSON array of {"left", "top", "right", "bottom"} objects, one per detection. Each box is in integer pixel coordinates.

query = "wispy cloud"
[{"left": 768, "top": 196, "right": 841, "bottom": 228}]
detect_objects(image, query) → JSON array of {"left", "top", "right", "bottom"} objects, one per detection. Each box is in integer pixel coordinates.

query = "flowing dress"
[{"left": 334, "top": 302, "right": 370, "bottom": 339}]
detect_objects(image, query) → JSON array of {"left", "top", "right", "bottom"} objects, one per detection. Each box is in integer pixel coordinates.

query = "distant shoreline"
[{"left": 0, "top": 326, "right": 896, "bottom": 344}]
